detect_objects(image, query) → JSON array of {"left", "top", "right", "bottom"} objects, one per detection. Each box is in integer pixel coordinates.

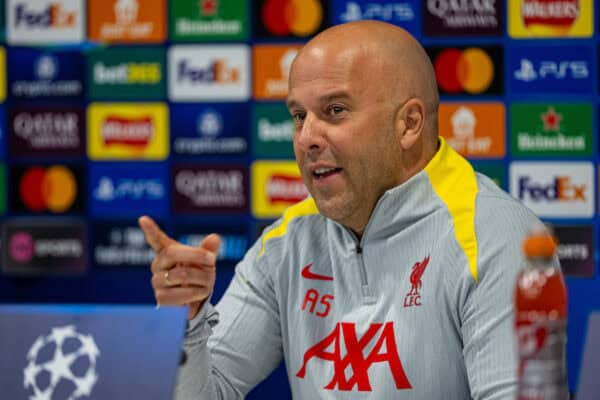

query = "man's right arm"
[
  {"left": 138, "top": 216, "right": 285, "bottom": 399},
  {"left": 175, "top": 239, "right": 285, "bottom": 399}
]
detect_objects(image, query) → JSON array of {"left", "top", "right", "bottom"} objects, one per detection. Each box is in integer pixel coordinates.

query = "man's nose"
[{"left": 294, "top": 113, "right": 326, "bottom": 153}]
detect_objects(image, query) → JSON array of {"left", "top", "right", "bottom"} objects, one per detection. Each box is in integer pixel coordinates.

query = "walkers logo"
[
  {"left": 92, "top": 221, "right": 156, "bottom": 268},
  {"left": 297, "top": 322, "right": 411, "bottom": 391},
  {"left": 172, "top": 165, "right": 248, "bottom": 213},
  {"left": 87, "top": 47, "right": 165, "bottom": 100},
  {"left": 333, "top": 1, "right": 418, "bottom": 34},
  {"left": 424, "top": 0, "right": 502, "bottom": 36},
  {"left": 8, "top": 49, "right": 84, "bottom": 100},
  {"left": 403, "top": 256, "right": 430, "bottom": 307},
  {"left": 87, "top": 103, "right": 168, "bottom": 160},
  {"left": 427, "top": 46, "right": 503, "bottom": 95},
  {"left": 9, "top": 105, "right": 84, "bottom": 158},
  {"left": 176, "top": 225, "right": 248, "bottom": 263},
  {"left": 254, "top": 0, "right": 328, "bottom": 39},
  {"left": 170, "top": 0, "right": 248, "bottom": 41},
  {"left": 171, "top": 103, "right": 248, "bottom": 156},
  {"left": 2, "top": 219, "right": 86, "bottom": 275},
  {"left": 10, "top": 164, "right": 84, "bottom": 214},
  {"left": 439, "top": 102, "right": 505, "bottom": 158},
  {"left": 510, "top": 103, "right": 592, "bottom": 157},
  {"left": 509, "top": 162, "right": 594, "bottom": 218},
  {"left": 168, "top": 45, "right": 249, "bottom": 101},
  {"left": 554, "top": 225, "right": 594, "bottom": 277},
  {"left": 508, "top": 0, "right": 593, "bottom": 38},
  {"left": 88, "top": 0, "right": 165, "bottom": 43},
  {"left": 510, "top": 45, "right": 592, "bottom": 94},
  {"left": 253, "top": 103, "right": 295, "bottom": 158},
  {"left": 252, "top": 161, "right": 308, "bottom": 218},
  {"left": 7, "top": 0, "right": 84, "bottom": 44},
  {"left": 472, "top": 162, "right": 507, "bottom": 189},
  {"left": 253, "top": 45, "right": 301, "bottom": 100},
  {"left": 89, "top": 162, "right": 168, "bottom": 218}
]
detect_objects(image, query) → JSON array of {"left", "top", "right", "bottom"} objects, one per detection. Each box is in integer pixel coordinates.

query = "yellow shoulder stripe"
[
  {"left": 258, "top": 197, "right": 319, "bottom": 257},
  {"left": 424, "top": 137, "right": 479, "bottom": 282}
]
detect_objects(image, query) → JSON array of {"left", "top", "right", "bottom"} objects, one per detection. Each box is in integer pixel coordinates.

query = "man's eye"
[
  {"left": 292, "top": 112, "right": 306, "bottom": 122},
  {"left": 328, "top": 105, "right": 345, "bottom": 115}
]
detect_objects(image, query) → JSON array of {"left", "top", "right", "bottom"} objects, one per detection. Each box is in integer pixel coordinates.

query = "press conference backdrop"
[{"left": 0, "top": 0, "right": 597, "bottom": 398}]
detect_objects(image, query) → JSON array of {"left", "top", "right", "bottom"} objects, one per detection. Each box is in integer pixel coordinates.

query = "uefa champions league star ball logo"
[{"left": 23, "top": 325, "right": 100, "bottom": 400}]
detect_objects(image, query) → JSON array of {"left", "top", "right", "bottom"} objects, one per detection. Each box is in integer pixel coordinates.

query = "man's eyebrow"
[
  {"left": 318, "top": 91, "right": 351, "bottom": 103},
  {"left": 287, "top": 91, "right": 352, "bottom": 109}
]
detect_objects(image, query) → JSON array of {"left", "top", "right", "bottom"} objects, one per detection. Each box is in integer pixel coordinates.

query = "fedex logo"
[
  {"left": 518, "top": 176, "right": 586, "bottom": 202},
  {"left": 15, "top": 3, "right": 76, "bottom": 27},
  {"left": 7, "top": 0, "right": 84, "bottom": 44},
  {"left": 177, "top": 59, "right": 239, "bottom": 83},
  {"left": 510, "top": 45, "right": 593, "bottom": 94},
  {"left": 168, "top": 45, "right": 249, "bottom": 101},
  {"left": 510, "top": 162, "right": 594, "bottom": 218}
]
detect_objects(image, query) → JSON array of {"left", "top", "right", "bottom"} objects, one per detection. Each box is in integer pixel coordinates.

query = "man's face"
[{"left": 287, "top": 48, "right": 404, "bottom": 234}]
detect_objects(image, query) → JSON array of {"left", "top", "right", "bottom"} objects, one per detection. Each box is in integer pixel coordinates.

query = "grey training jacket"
[{"left": 176, "top": 138, "right": 549, "bottom": 399}]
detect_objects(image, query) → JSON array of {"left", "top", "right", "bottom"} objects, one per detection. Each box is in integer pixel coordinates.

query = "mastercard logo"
[
  {"left": 433, "top": 48, "right": 494, "bottom": 94},
  {"left": 20, "top": 166, "right": 77, "bottom": 212},
  {"left": 262, "top": 0, "right": 323, "bottom": 37}
]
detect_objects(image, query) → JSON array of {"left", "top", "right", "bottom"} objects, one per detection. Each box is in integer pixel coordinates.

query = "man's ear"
[{"left": 395, "top": 98, "right": 425, "bottom": 150}]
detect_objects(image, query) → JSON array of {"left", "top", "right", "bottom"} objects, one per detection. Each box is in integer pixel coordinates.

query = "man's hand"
[{"left": 138, "top": 216, "right": 221, "bottom": 320}]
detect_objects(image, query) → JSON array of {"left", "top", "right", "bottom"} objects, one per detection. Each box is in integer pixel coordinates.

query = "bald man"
[{"left": 140, "top": 21, "right": 548, "bottom": 399}]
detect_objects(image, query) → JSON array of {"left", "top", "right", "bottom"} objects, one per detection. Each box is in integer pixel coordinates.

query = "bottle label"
[{"left": 516, "top": 318, "right": 568, "bottom": 400}]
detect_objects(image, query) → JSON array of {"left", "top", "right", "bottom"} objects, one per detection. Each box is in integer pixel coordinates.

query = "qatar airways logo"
[
  {"left": 9, "top": 108, "right": 83, "bottom": 156},
  {"left": 425, "top": 0, "right": 499, "bottom": 32},
  {"left": 101, "top": 115, "right": 154, "bottom": 146},
  {"left": 173, "top": 166, "right": 247, "bottom": 212}
]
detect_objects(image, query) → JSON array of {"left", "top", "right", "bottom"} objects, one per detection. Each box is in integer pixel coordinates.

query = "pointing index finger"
[{"left": 138, "top": 215, "right": 175, "bottom": 252}]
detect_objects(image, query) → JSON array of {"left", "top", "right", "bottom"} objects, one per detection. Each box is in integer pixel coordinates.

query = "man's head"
[{"left": 287, "top": 20, "right": 439, "bottom": 236}]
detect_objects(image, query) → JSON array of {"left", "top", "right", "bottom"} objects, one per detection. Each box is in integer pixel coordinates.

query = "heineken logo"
[{"left": 511, "top": 103, "right": 591, "bottom": 156}]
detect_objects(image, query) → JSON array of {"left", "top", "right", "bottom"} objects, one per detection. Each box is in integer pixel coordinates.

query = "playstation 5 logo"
[
  {"left": 514, "top": 58, "right": 589, "bottom": 82},
  {"left": 340, "top": 2, "right": 414, "bottom": 22}
]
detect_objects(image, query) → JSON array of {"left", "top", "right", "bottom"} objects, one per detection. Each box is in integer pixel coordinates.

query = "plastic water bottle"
[{"left": 515, "top": 224, "right": 568, "bottom": 400}]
